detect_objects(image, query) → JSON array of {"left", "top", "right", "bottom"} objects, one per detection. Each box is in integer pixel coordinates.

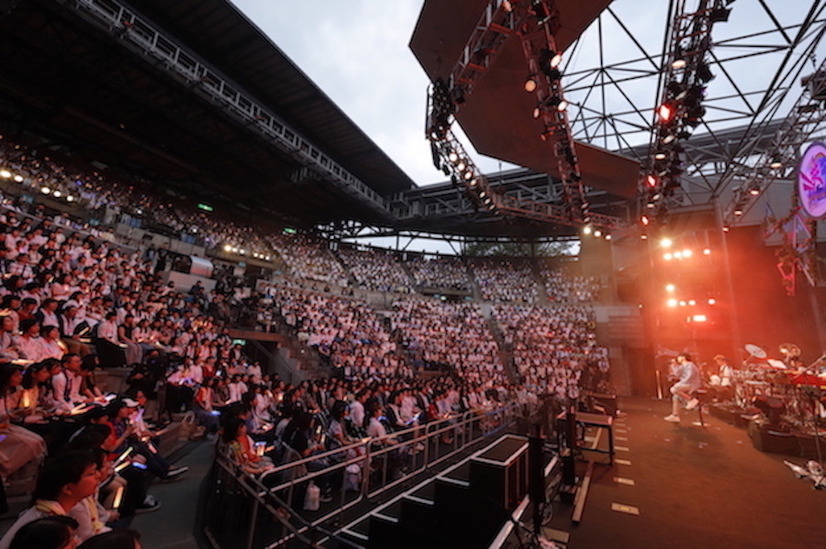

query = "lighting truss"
[
  {"left": 561, "top": 0, "right": 826, "bottom": 217},
  {"left": 425, "top": 0, "right": 625, "bottom": 231},
  {"left": 722, "top": 62, "right": 826, "bottom": 225}
]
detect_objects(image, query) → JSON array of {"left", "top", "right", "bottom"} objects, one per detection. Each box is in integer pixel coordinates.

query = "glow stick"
[{"left": 112, "top": 486, "right": 124, "bottom": 509}]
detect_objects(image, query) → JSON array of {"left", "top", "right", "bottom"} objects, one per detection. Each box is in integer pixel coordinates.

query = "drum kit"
[{"left": 734, "top": 342, "right": 826, "bottom": 427}]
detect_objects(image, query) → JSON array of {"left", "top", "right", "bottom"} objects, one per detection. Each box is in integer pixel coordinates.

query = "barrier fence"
[{"left": 202, "top": 404, "right": 521, "bottom": 549}]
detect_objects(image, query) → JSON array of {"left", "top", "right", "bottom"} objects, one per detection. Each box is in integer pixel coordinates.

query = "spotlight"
[
  {"left": 734, "top": 208, "right": 743, "bottom": 216},
  {"left": 703, "top": 248, "right": 711, "bottom": 255},
  {"left": 709, "top": 7, "right": 731, "bottom": 23},
  {"left": 707, "top": 298, "right": 716, "bottom": 305},
  {"left": 583, "top": 226, "right": 593, "bottom": 235},
  {"left": 770, "top": 158, "right": 783, "bottom": 169},
  {"left": 13, "top": 175, "right": 23, "bottom": 183},
  {"left": 664, "top": 253, "right": 673, "bottom": 261},
  {"left": 683, "top": 249, "right": 693, "bottom": 257},
  {"left": 524, "top": 76, "right": 538, "bottom": 92},
  {"left": 655, "top": 152, "right": 667, "bottom": 160},
  {"left": 594, "top": 229, "right": 602, "bottom": 237},
  {"left": 641, "top": 215, "right": 650, "bottom": 226},
  {"left": 662, "top": 134, "right": 676, "bottom": 145},
  {"left": 641, "top": 234, "right": 648, "bottom": 240},
  {"left": 456, "top": 161, "right": 467, "bottom": 171},
  {"left": 749, "top": 187, "right": 760, "bottom": 196},
  {"left": 692, "top": 314, "right": 708, "bottom": 322},
  {"left": 53, "top": 191, "right": 62, "bottom": 198},
  {"left": 672, "top": 58, "right": 686, "bottom": 69},
  {"left": 66, "top": 196, "right": 75, "bottom": 202},
  {"left": 224, "top": 244, "right": 232, "bottom": 252},
  {"left": 667, "top": 298, "right": 678, "bottom": 307},
  {"left": 0, "top": 169, "right": 10, "bottom": 178},
  {"left": 688, "top": 299, "right": 696, "bottom": 306},
  {"left": 40, "top": 186, "right": 51, "bottom": 194},
  {"left": 674, "top": 251, "right": 683, "bottom": 259},
  {"left": 665, "top": 283, "right": 676, "bottom": 292},
  {"left": 532, "top": 106, "right": 542, "bottom": 119},
  {"left": 679, "top": 300, "right": 687, "bottom": 306},
  {"left": 463, "top": 171, "right": 473, "bottom": 180},
  {"left": 657, "top": 102, "right": 677, "bottom": 124},
  {"left": 469, "top": 178, "right": 478, "bottom": 187},
  {"left": 605, "top": 234, "right": 612, "bottom": 241},
  {"left": 697, "top": 62, "right": 715, "bottom": 83},
  {"left": 660, "top": 237, "right": 673, "bottom": 248},
  {"left": 646, "top": 175, "right": 659, "bottom": 188},
  {"left": 448, "top": 151, "right": 459, "bottom": 163}
]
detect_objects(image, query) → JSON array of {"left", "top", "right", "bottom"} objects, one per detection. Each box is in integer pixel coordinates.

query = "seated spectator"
[
  {"left": 222, "top": 417, "right": 271, "bottom": 475},
  {"left": 77, "top": 528, "right": 143, "bottom": 549},
  {"left": 0, "top": 363, "right": 47, "bottom": 479},
  {"left": 0, "top": 451, "right": 100, "bottom": 549},
  {"left": 7, "top": 516, "right": 79, "bottom": 549}
]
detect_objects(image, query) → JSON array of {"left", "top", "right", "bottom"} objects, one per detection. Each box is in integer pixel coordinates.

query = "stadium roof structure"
[{"left": 0, "top": 0, "right": 415, "bottom": 228}]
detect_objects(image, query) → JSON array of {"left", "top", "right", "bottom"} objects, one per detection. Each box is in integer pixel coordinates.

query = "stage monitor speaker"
[
  {"left": 748, "top": 420, "right": 798, "bottom": 455},
  {"left": 752, "top": 395, "right": 786, "bottom": 426}
]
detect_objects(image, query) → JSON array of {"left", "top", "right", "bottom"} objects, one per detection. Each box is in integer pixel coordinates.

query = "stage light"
[
  {"left": 733, "top": 208, "right": 743, "bottom": 216},
  {"left": 697, "top": 62, "right": 715, "bottom": 83},
  {"left": 469, "top": 178, "right": 478, "bottom": 187},
  {"left": 605, "top": 234, "right": 612, "bottom": 241},
  {"left": 709, "top": 7, "right": 731, "bottom": 23},
  {"left": 583, "top": 226, "right": 592, "bottom": 235},
  {"left": 524, "top": 76, "right": 538, "bottom": 92},
  {"left": 67, "top": 196, "right": 75, "bottom": 202},
  {"left": 448, "top": 151, "right": 459, "bottom": 163},
  {"left": 594, "top": 229, "right": 602, "bottom": 237},
  {"left": 660, "top": 237, "right": 673, "bottom": 248},
  {"left": 682, "top": 249, "right": 692, "bottom": 257},
  {"left": 688, "top": 299, "right": 696, "bottom": 306},
  {"left": 533, "top": 106, "right": 542, "bottom": 119},
  {"left": 463, "top": 170, "right": 473, "bottom": 180},
  {"left": 0, "top": 169, "right": 10, "bottom": 178},
  {"left": 770, "top": 158, "right": 783, "bottom": 169},
  {"left": 40, "top": 186, "right": 51, "bottom": 194},
  {"left": 674, "top": 251, "right": 683, "bottom": 259},
  {"left": 655, "top": 152, "right": 667, "bottom": 160},
  {"left": 647, "top": 202, "right": 655, "bottom": 208},
  {"left": 480, "top": 191, "right": 487, "bottom": 198},
  {"left": 749, "top": 187, "right": 760, "bottom": 196},
  {"left": 692, "top": 314, "right": 708, "bottom": 322},
  {"left": 723, "top": 226, "right": 730, "bottom": 232},
  {"left": 679, "top": 300, "right": 687, "bottom": 306},
  {"left": 662, "top": 134, "right": 676, "bottom": 144},
  {"left": 239, "top": 249, "right": 246, "bottom": 255},
  {"left": 646, "top": 175, "right": 659, "bottom": 188},
  {"left": 641, "top": 234, "right": 648, "bottom": 240},
  {"left": 641, "top": 215, "right": 650, "bottom": 226},
  {"left": 657, "top": 102, "right": 676, "bottom": 124},
  {"left": 665, "top": 283, "right": 676, "bottom": 292},
  {"left": 663, "top": 253, "right": 673, "bottom": 261},
  {"left": 707, "top": 298, "right": 716, "bottom": 305},
  {"left": 667, "top": 298, "right": 678, "bottom": 307},
  {"left": 672, "top": 58, "right": 686, "bottom": 69},
  {"left": 13, "top": 175, "right": 23, "bottom": 183},
  {"left": 53, "top": 191, "right": 62, "bottom": 198},
  {"left": 703, "top": 248, "right": 711, "bottom": 255},
  {"left": 456, "top": 161, "right": 467, "bottom": 171},
  {"left": 223, "top": 244, "right": 232, "bottom": 252}
]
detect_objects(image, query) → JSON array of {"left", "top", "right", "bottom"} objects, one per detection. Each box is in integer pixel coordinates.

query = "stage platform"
[{"left": 548, "top": 396, "right": 826, "bottom": 549}]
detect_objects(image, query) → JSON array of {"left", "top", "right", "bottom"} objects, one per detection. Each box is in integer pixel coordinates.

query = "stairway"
[
  {"left": 483, "top": 307, "right": 519, "bottom": 384},
  {"left": 530, "top": 258, "right": 551, "bottom": 305},
  {"left": 337, "top": 434, "right": 535, "bottom": 549}
]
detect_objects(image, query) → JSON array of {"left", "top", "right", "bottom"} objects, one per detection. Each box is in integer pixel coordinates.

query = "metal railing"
[{"left": 202, "top": 404, "right": 521, "bottom": 549}]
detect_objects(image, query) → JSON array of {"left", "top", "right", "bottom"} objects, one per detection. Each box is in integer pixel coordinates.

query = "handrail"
[{"left": 206, "top": 403, "right": 520, "bottom": 549}]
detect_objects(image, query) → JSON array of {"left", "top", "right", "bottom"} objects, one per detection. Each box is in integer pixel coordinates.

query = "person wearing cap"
[{"left": 104, "top": 398, "right": 187, "bottom": 481}]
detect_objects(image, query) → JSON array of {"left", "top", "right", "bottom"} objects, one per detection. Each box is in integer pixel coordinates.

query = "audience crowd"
[
  {"left": 471, "top": 259, "right": 539, "bottom": 303},
  {"left": 404, "top": 255, "right": 471, "bottom": 292},
  {"left": 336, "top": 246, "right": 411, "bottom": 293},
  {"left": 0, "top": 136, "right": 613, "bottom": 547}
]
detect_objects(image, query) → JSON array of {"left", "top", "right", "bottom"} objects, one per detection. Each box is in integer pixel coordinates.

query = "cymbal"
[
  {"left": 745, "top": 344, "right": 767, "bottom": 359},
  {"left": 779, "top": 343, "right": 801, "bottom": 357},
  {"left": 765, "top": 358, "right": 787, "bottom": 369}
]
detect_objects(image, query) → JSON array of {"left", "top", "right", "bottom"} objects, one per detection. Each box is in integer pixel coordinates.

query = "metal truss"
[
  {"left": 59, "top": 0, "right": 393, "bottom": 220},
  {"left": 561, "top": 0, "right": 826, "bottom": 214},
  {"left": 722, "top": 63, "right": 826, "bottom": 225}
]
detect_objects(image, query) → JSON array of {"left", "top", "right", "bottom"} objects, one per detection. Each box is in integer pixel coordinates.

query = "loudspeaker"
[
  {"left": 748, "top": 420, "right": 798, "bottom": 455},
  {"left": 752, "top": 395, "right": 786, "bottom": 426}
]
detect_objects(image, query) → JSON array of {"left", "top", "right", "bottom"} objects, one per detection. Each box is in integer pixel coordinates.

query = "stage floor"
[{"left": 551, "top": 396, "right": 826, "bottom": 549}]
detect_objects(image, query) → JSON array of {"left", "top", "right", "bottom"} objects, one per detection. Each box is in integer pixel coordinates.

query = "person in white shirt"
[
  {"left": 95, "top": 312, "right": 126, "bottom": 367},
  {"left": 50, "top": 353, "right": 86, "bottom": 413}
]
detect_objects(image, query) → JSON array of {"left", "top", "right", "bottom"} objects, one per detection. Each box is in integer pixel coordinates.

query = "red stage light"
[
  {"left": 692, "top": 314, "right": 708, "bottom": 322},
  {"left": 646, "top": 174, "right": 659, "bottom": 188},
  {"left": 657, "top": 102, "right": 676, "bottom": 124}
]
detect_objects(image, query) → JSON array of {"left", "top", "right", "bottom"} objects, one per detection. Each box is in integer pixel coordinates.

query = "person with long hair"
[
  {"left": 0, "top": 363, "right": 47, "bottom": 479},
  {"left": 222, "top": 417, "right": 271, "bottom": 475}
]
